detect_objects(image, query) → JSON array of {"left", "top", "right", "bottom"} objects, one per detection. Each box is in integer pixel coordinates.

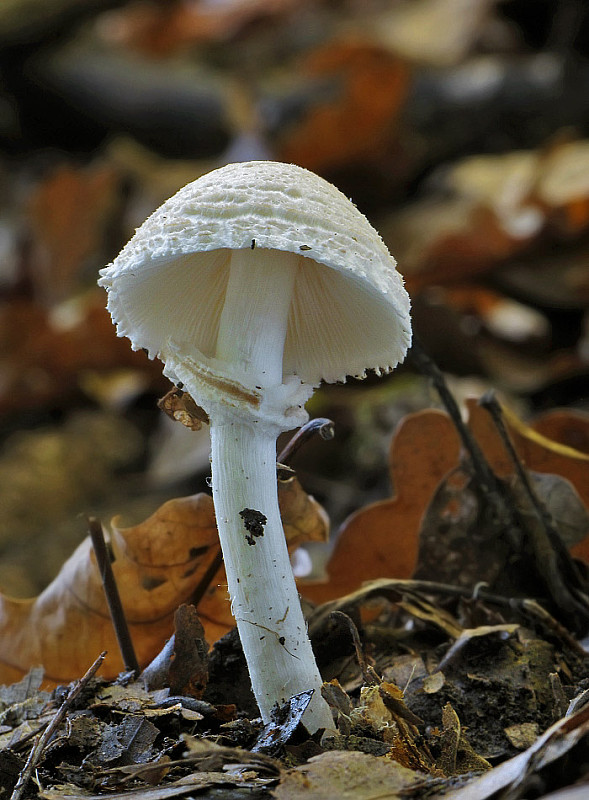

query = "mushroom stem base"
[{"left": 210, "top": 420, "right": 333, "bottom": 733}]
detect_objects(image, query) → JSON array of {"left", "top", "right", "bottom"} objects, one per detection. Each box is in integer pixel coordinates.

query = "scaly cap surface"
[{"left": 99, "top": 160, "right": 411, "bottom": 386}]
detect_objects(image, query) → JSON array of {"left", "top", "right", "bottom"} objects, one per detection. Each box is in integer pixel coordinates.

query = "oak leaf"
[
  {"left": 301, "top": 402, "right": 589, "bottom": 603},
  {"left": 0, "top": 479, "right": 328, "bottom": 685},
  {"left": 301, "top": 410, "right": 459, "bottom": 603}
]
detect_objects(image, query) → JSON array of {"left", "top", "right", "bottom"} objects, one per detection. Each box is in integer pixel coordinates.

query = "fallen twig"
[
  {"left": 479, "top": 391, "right": 589, "bottom": 631},
  {"left": 10, "top": 651, "right": 106, "bottom": 800},
  {"left": 88, "top": 516, "right": 140, "bottom": 675}
]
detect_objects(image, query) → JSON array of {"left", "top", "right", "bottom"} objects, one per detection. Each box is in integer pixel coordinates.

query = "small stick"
[
  {"left": 409, "top": 336, "right": 497, "bottom": 493},
  {"left": 10, "top": 652, "right": 105, "bottom": 800},
  {"left": 278, "top": 417, "right": 334, "bottom": 465},
  {"left": 329, "top": 610, "right": 380, "bottom": 686},
  {"left": 88, "top": 517, "right": 140, "bottom": 676},
  {"left": 189, "top": 547, "right": 224, "bottom": 608},
  {"left": 479, "top": 392, "right": 589, "bottom": 624},
  {"left": 479, "top": 391, "right": 555, "bottom": 530}
]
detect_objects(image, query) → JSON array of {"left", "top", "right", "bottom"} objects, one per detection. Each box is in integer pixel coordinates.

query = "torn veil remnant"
[{"left": 99, "top": 160, "right": 411, "bottom": 733}]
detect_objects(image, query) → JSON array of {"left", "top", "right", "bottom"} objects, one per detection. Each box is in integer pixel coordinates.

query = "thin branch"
[
  {"left": 88, "top": 517, "right": 139, "bottom": 676},
  {"left": 409, "top": 337, "right": 521, "bottom": 544},
  {"left": 409, "top": 336, "right": 497, "bottom": 492},
  {"left": 189, "top": 547, "right": 224, "bottom": 608}
]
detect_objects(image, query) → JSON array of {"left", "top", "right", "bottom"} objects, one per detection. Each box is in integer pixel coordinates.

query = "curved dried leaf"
[
  {"left": 279, "top": 41, "right": 410, "bottom": 173},
  {"left": 302, "top": 401, "right": 589, "bottom": 603},
  {"left": 0, "top": 480, "right": 329, "bottom": 685},
  {"left": 301, "top": 410, "right": 460, "bottom": 602},
  {"left": 0, "top": 494, "right": 219, "bottom": 686}
]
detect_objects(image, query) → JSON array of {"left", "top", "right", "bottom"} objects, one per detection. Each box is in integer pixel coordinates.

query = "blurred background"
[{"left": 1, "top": 0, "right": 588, "bottom": 598}]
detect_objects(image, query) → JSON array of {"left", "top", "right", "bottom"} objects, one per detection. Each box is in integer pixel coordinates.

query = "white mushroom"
[{"left": 99, "top": 160, "right": 411, "bottom": 733}]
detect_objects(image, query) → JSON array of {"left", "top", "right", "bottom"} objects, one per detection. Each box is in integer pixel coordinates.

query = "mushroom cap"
[{"left": 99, "top": 160, "right": 411, "bottom": 386}]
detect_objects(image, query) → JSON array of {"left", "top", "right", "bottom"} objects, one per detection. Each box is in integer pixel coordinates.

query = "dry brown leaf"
[
  {"left": 437, "top": 705, "right": 589, "bottom": 800},
  {"left": 301, "top": 410, "right": 460, "bottom": 603},
  {"left": 349, "top": 683, "right": 433, "bottom": 772},
  {"left": 302, "top": 402, "right": 589, "bottom": 603},
  {"left": 382, "top": 195, "right": 535, "bottom": 292},
  {"left": 0, "top": 480, "right": 328, "bottom": 685},
  {"left": 279, "top": 40, "right": 410, "bottom": 173},
  {"left": 385, "top": 138, "right": 589, "bottom": 291},
  {"left": 0, "top": 292, "right": 164, "bottom": 414},
  {"left": 28, "top": 163, "right": 119, "bottom": 303},
  {"left": 273, "top": 749, "right": 423, "bottom": 800},
  {"left": 0, "top": 495, "right": 219, "bottom": 686}
]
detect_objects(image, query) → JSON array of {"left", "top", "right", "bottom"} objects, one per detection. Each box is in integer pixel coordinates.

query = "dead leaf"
[
  {"left": 157, "top": 387, "right": 208, "bottom": 431},
  {"left": 252, "top": 689, "right": 314, "bottom": 754},
  {"left": 302, "top": 401, "right": 589, "bottom": 603},
  {"left": 349, "top": 683, "right": 432, "bottom": 772},
  {"left": 382, "top": 197, "right": 532, "bottom": 292},
  {"left": 273, "top": 749, "right": 424, "bottom": 800},
  {"left": 0, "top": 495, "right": 219, "bottom": 686},
  {"left": 182, "top": 733, "right": 280, "bottom": 774},
  {"left": 279, "top": 475, "right": 330, "bottom": 549},
  {"left": 167, "top": 605, "right": 208, "bottom": 699},
  {"left": 433, "top": 705, "right": 589, "bottom": 800},
  {"left": 413, "top": 466, "right": 500, "bottom": 589},
  {"left": 436, "top": 702, "right": 491, "bottom": 775},
  {"left": 0, "top": 481, "right": 328, "bottom": 684},
  {"left": 301, "top": 410, "right": 460, "bottom": 603},
  {"left": 383, "top": 137, "right": 589, "bottom": 291},
  {"left": 503, "top": 722, "right": 540, "bottom": 751},
  {"left": 279, "top": 40, "right": 410, "bottom": 173},
  {"left": 28, "top": 163, "right": 119, "bottom": 303},
  {"left": 39, "top": 771, "right": 272, "bottom": 800}
]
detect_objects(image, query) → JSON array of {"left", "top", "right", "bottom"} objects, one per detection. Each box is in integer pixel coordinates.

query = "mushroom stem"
[
  {"left": 216, "top": 248, "right": 298, "bottom": 385},
  {"left": 210, "top": 422, "right": 332, "bottom": 730},
  {"left": 209, "top": 246, "right": 333, "bottom": 732}
]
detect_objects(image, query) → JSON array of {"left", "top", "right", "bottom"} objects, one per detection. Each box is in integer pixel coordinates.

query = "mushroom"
[{"left": 99, "top": 160, "right": 411, "bottom": 733}]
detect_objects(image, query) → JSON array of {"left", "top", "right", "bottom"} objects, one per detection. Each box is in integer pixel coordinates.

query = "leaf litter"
[
  {"left": 3, "top": 387, "right": 589, "bottom": 797},
  {"left": 2, "top": 1, "right": 589, "bottom": 797}
]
